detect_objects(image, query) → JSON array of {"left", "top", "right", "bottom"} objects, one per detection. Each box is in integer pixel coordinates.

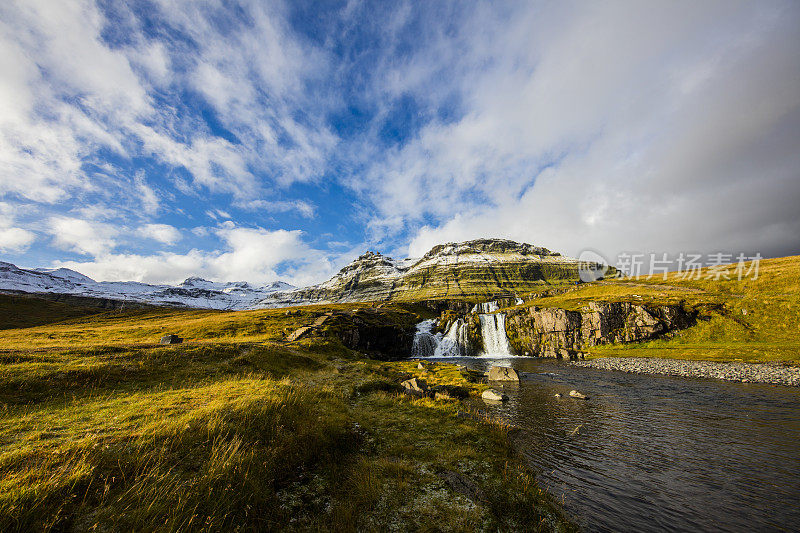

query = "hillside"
[{"left": 265, "top": 238, "right": 590, "bottom": 306}]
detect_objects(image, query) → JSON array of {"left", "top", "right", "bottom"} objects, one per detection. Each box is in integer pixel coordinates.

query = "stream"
[{"left": 436, "top": 357, "right": 800, "bottom": 532}]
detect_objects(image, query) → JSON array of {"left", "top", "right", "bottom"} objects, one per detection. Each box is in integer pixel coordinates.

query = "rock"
[
  {"left": 400, "top": 377, "right": 429, "bottom": 397},
  {"left": 504, "top": 301, "right": 697, "bottom": 358},
  {"left": 417, "top": 362, "right": 425, "bottom": 370},
  {"left": 159, "top": 334, "right": 183, "bottom": 345},
  {"left": 482, "top": 388, "right": 508, "bottom": 402},
  {"left": 554, "top": 393, "right": 562, "bottom": 398},
  {"left": 287, "top": 326, "right": 313, "bottom": 342},
  {"left": 569, "top": 389, "right": 588, "bottom": 399},
  {"left": 487, "top": 365, "right": 520, "bottom": 382}
]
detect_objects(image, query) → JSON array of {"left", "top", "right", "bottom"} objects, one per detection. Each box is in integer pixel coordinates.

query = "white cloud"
[
  {"left": 353, "top": 1, "right": 800, "bottom": 260},
  {"left": 0, "top": 227, "right": 35, "bottom": 252},
  {"left": 53, "top": 223, "right": 338, "bottom": 286},
  {"left": 48, "top": 216, "right": 118, "bottom": 256},
  {"left": 140, "top": 223, "right": 181, "bottom": 245},
  {"left": 240, "top": 199, "right": 316, "bottom": 218},
  {"left": 134, "top": 171, "right": 160, "bottom": 215},
  {"left": 0, "top": 201, "right": 35, "bottom": 252}
]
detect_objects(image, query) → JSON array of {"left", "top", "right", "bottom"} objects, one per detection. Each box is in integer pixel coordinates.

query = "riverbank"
[{"left": 573, "top": 356, "right": 800, "bottom": 386}]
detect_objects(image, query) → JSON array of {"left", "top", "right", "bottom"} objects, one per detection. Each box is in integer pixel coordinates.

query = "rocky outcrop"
[
  {"left": 505, "top": 301, "right": 697, "bottom": 359},
  {"left": 324, "top": 309, "right": 417, "bottom": 359}
]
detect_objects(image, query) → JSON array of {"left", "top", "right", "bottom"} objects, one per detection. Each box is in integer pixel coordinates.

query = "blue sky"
[{"left": 1, "top": 0, "right": 798, "bottom": 285}]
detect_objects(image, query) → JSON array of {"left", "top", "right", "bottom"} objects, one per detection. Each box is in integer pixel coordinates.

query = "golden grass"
[{"left": 0, "top": 296, "right": 573, "bottom": 531}]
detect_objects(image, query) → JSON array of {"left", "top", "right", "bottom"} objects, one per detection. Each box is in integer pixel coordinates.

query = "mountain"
[
  {"left": 263, "top": 238, "right": 589, "bottom": 306},
  {"left": 0, "top": 262, "right": 295, "bottom": 310},
  {"left": 1, "top": 239, "right": 598, "bottom": 309}
]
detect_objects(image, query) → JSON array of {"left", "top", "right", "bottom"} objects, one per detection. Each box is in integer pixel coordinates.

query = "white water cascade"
[
  {"left": 478, "top": 312, "right": 512, "bottom": 356},
  {"left": 437, "top": 318, "right": 469, "bottom": 357},
  {"left": 411, "top": 299, "right": 514, "bottom": 358},
  {"left": 411, "top": 319, "right": 439, "bottom": 358},
  {"left": 411, "top": 318, "right": 471, "bottom": 358}
]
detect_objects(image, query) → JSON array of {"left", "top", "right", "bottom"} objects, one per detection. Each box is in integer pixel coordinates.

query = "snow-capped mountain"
[
  {"left": 262, "top": 238, "right": 590, "bottom": 306},
  {"left": 0, "top": 261, "right": 295, "bottom": 310}
]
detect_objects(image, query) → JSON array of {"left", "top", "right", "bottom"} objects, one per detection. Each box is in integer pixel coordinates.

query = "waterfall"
[
  {"left": 411, "top": 319, "right": 439, "bottom": 357},
  {"left": 411, "top": 318, "right": 469, "bottom": 358},
  {"left": 479, "top": 312, "right": 512, "bottom": 355},
  {"left": 435, "top": 318, "right": 469, "bottom": 357},
  {"left": 411, "top": 299, "right": 513, "bottom": 358},
  {"left": 471, "top": 301, "right": 499, "bottom": 314}
]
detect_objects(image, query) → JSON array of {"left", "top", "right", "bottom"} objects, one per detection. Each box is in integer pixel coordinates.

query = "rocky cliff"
[
  {"left": 504, "top": 302, "right": 697, "bottom": 358},
  {"left": 264, "top": 238, "right": 597, "bottom": 306}
]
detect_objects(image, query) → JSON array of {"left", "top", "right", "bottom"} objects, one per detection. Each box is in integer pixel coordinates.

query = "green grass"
[
  {"left": 506, "top": 255, "right": 800, "bottom": 364},
  {"left": 0, "top": 297, "right": 573, "bottom": 532}
]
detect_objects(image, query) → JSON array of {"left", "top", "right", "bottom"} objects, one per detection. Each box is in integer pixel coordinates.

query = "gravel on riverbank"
[{"left": 572, "top": 357, "right": 800, "bottom": 387}]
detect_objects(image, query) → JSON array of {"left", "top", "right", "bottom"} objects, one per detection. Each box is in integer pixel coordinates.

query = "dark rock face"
[
  {"left": 416, "top": 299, "right": 475, "bottom": 314},
  {"left": 505, "top": 302, "right": 696, "bottom": 359},
  {"left": 325, "top": 311, "right": 416, "bottom": 360}
]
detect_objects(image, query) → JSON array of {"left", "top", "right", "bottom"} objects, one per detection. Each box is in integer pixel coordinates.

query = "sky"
[{"left": 0, "top": 0, "right": 798, "bottom": 286}]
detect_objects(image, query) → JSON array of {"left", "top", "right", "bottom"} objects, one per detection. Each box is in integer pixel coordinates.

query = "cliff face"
[
  {"left": 505, "top": 302, "right": 697, "bottom": 358},
  {"left": 265, "top": 239, "right": 597, "bottom": 306}
]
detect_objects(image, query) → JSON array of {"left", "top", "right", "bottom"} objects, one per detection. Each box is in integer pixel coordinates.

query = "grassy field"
[
  {"left": 0, "top": 297, "right": 573, "bottom": 532},
  {"left": 508, "top": 255, "right": 800, "bottom": 364},
  {"left": 0, "top": 293, "right": 104, "bottom": 330}
]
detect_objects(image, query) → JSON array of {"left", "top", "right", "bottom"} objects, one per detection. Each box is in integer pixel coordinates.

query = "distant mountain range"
[
  {"left": 1, "top": 239, "right": 589, "bottom": 309},
  {"left": 0, "top": 262, "right": 294, "bottom": 310}
]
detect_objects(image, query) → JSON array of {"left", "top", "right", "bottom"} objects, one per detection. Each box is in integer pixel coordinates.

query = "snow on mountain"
[
  {"left": 261, "top": 238, "right": 585, "bottom": 306},
  {"left": 0, "top": 261, "right": 295, "bottom": 310},
  {"left": 34, "top": 267, "right": 96, "bottom": 284}
]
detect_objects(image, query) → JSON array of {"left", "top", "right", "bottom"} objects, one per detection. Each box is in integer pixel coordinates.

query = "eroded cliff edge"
[{"left": 504, "top": 302, "right": 698, "bottom": 359}]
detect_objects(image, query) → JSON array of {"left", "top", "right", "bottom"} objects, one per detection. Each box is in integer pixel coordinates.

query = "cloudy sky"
[{"left": 1, "top": 0, "right": 798, "bottom": 285}]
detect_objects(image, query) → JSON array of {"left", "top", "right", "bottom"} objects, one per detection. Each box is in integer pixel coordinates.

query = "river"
[{"left": 438, "top": 357, "right": 800, "bottom": 532}]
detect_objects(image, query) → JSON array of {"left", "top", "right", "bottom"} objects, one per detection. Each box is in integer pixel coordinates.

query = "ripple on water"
[{"left": 452, "top": 357, "right": 800, "bottom": 533}]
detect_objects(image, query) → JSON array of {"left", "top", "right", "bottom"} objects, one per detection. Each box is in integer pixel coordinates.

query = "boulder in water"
[
  {"left": 160, "top": 334, "right": 183, "bottom": 345},
  {"left": 482, "top": 388, "right": 508, "bottom": 402},
  {"left": 487, "top": 365, "right": 519, "bottom": 382},
  {"left": 569, "top": 389, "right": 588, "bottom": 399}
]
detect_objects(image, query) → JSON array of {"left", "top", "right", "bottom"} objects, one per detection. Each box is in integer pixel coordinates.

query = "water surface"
[{"left": 439, "top": 357, "right": 800, "bottom": 532}]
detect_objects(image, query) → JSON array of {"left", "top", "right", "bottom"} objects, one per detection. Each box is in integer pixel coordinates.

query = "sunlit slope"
[
  {"left": 510, "top": 255, "right": 800, "bottom": 363},
  {"left": 0, "top": 302, "right": 422, "bottom": 351}
]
